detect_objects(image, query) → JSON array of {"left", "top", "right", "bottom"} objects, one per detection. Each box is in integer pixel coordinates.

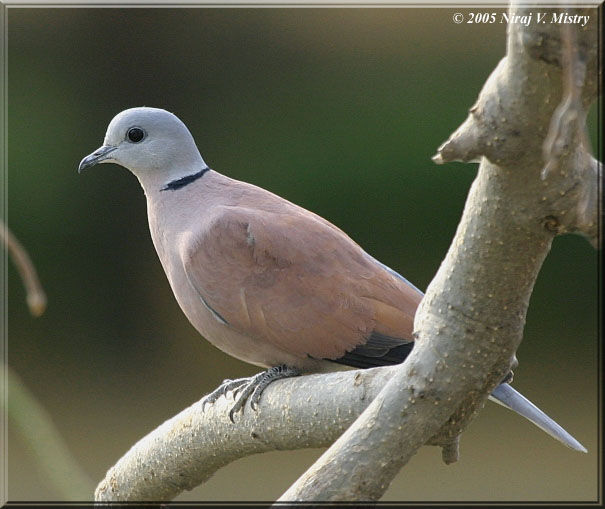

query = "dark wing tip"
[{"left": 328, "top": 331, "right": 414, "bottom": 369}]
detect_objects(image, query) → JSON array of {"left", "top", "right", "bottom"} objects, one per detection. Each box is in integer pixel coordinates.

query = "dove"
[{"left": 78, "top": 107, "right": 586, "bottom": 452}]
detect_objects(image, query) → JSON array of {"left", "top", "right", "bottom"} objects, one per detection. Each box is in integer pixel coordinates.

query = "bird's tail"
[{"left": 489, "top": 383, "right": 587, "bottom": 453}]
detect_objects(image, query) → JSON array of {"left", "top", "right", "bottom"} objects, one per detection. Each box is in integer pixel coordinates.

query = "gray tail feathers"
[{"left": 489, "top": 383, "right": 587, "bottom": 453}]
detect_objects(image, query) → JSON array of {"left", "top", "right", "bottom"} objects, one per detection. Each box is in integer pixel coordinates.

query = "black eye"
[{"left": 127, "top": 127, "right": 145, "bottom": 143}]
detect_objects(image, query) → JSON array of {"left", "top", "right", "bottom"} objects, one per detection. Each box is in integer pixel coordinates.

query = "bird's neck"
[
  {"left": 160, "top": 167, "right": 210, "bottom": 192},
  {"left": 135, "top": 161, "right": 210, "bottom": 196},
  {"left": 144, "top": 169, "right": 229, "bottom": 272}
]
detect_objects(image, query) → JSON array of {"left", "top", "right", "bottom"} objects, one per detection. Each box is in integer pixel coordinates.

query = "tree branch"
[
  {"left": 95, "top": 366, "right": 398, "bottom": 501},
  {"left": 1, "top": 220, "right": 47, "bottom": 316},
  {"left": 278, "top": 5, "right": 600, "bottom": 502},
  {"left": 94, "top": 5, "right": 599, "bottom": 502}
]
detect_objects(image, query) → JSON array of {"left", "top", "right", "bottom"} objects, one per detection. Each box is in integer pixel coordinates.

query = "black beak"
[{"left": 78, "top": 145, "right": 117, "bottom": 173}]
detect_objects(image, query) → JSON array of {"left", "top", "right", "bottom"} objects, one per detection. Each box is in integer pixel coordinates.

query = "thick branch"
[
  {"left": 279, "top": 158, "right": 548, "bottom": 501},
  {"left": 279, "top": 5, "right": 599, "bottom": 502},
  {"left": 95, "top": 366, "right": 398, "bottom": 501}
]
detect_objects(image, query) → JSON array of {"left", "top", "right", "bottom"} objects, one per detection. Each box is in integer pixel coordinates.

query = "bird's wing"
[{"left": 181, "top": 204, "right": 421, "bottom": 362}]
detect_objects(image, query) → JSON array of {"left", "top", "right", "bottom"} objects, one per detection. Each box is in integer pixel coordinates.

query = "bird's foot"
[
  {"left": 202, "top": 365, "right": 300, "bottom": 422},
  {"left": 201, "top": 377, "right": 252, "bottom": 409}
]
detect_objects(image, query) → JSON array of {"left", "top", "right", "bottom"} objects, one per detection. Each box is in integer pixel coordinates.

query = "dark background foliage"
[{"left": 6, "top": 7, "right": 598, "bottom": 501}]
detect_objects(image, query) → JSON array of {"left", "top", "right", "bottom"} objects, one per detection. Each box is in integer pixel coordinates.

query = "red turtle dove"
[{"left": 79, "top": 107, "right": 586, "bottom": 452}]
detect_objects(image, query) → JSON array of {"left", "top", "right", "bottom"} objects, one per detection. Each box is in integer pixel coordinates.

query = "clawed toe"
[
  {"left": 201, "top": 376, "right": 253, "bottom": 411},
  {"left": 249, "top": 384, "right": 265, "bottom": 411},
  {"left": 201, "top": 365, "right": 301, "bottom": 421}
]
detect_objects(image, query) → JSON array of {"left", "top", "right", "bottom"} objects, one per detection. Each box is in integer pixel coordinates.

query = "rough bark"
[{"left": 95, "top": 366, "right": 397, "bottom": 501}]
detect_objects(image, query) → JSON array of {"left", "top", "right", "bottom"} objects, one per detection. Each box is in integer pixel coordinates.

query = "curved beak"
[{"left": 78, "top": 145, "right": 117, "bottom": 173}]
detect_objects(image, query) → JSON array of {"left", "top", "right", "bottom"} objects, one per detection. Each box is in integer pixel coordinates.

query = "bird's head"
[{"left": 78, "top": 107, "right": 207, "bottom": 189}]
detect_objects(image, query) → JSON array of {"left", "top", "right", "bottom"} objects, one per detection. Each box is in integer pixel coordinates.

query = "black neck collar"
[{"left": 161, "top": 167, "right": 210, "bottom": 191}]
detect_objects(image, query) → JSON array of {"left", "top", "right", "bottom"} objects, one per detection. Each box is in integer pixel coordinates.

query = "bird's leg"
[
  {"left": 228, "top": 364, "right": 300, "bottom": 421},
  {"left": 201, "top": 365, "right": 300, "bottom": 422},
  {"left": 248, "top": 365, "right": 300, "bottom": 410}
]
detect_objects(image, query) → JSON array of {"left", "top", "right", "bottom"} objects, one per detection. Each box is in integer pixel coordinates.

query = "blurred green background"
[{"left": 4, "top": 7, "right": 599, "bottom": 502}]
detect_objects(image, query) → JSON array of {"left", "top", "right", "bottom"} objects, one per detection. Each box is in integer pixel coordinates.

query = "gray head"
[{"left": 78, "top": 107, "right": 208, "bottom": 188}]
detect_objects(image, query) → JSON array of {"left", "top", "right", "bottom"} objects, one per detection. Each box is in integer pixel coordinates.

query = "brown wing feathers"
[{"left": 182, "top": 203, "right": 422, "bottom": 368}]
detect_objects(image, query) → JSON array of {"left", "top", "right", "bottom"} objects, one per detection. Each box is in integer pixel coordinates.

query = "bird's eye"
[{"left": 127, "top": 127, "right": 146, "bottom": 143}]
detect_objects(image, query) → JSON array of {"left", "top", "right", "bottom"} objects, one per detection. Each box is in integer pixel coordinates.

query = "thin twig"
[
  {"left": 1, "top": 219, "right": 47, "bottom": 316},
  {"left": 3, "top": 365, "right": 95, "bottom": 499}
]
